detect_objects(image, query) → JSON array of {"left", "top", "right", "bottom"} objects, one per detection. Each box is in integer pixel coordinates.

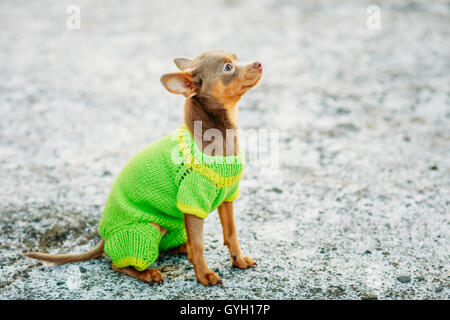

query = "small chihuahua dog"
[{"left": 24, "top": 50, "right": 263, "bottom": 286}]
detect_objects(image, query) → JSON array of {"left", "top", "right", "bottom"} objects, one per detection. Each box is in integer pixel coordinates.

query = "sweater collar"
[{"left": 174, "top": 126, "right": 244, "bottom": 188}]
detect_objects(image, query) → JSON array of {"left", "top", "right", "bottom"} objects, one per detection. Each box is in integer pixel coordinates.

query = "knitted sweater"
[{"left": 99, "top": 125, "right": 244, "bottom": 270}]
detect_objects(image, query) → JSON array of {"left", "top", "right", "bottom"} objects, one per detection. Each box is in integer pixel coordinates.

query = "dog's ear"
[
  {"left": 160, "top": 70, "right": 198, "bottom": 98},
  {"left": 174, "top": 58, "right": 193, "bottom": 71}
]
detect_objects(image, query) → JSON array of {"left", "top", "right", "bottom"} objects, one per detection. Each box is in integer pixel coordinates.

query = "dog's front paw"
[
  {"left": 232, "top": 255, "right": 257, "bottom": 269},
  {"left": 195, "top": 269, "right": 222, "bottom": 286}
]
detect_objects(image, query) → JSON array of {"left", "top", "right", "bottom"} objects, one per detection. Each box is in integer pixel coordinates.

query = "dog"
[{"left": 24, "top": 50, "right": 263, "bottom": 286}]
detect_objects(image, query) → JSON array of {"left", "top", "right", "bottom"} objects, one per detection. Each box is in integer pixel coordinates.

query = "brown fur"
[
  {"left": 184, "top": 94, "right": 238, "bottom": 156},
  {"left": 112, "top": 265, "right": 164, "bottom": 284}
]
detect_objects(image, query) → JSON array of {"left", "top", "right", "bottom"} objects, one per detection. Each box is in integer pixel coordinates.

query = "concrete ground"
[{"left": 0, "top": 0, "right": 449, "bottom": 299}]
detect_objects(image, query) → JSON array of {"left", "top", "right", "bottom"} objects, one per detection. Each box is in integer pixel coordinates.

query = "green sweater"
[{"left": 99, "top": 125, "right": 244, "bottom": 270}]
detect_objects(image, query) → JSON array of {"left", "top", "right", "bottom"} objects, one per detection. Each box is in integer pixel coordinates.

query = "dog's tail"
[{"left": 23, "top": 240, "right": 104, "bottom": 265}]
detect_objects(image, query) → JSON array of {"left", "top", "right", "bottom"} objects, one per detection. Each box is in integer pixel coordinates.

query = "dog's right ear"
[
  {"left": 160, "top": 71, "right": 197, "bottom": 98},
  {"left": 174, "top": 58, "right": 193, "bottom": 71}
]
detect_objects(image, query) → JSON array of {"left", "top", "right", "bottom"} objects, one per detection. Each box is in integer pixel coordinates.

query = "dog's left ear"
[
  {"left": 160, "top": 70, "right": 198, "bottom": 98},
  {"left": 174, "top": 58, "right": 193, "bottom": 71}
]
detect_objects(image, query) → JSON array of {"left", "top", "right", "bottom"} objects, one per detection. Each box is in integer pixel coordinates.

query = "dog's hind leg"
[{"left": 112, "top": 265, "right": 164, "bottom": 284}]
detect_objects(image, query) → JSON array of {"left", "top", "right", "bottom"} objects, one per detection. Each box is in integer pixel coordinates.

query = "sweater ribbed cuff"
[{"left": 177, "top": 201, "right": 209, "bottom": 219}]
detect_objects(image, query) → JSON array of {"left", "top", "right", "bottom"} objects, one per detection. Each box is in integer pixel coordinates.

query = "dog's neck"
[{"left": 184, "top": 94, "right": 239, "bottom": 157}]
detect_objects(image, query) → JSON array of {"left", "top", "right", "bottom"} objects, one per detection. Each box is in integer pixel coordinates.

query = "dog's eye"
[{"left": 223, "top": 63, "right": 234, "bottom": 74}]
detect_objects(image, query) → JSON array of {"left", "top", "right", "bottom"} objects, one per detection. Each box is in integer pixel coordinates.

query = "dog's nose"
[{"left": 252, "top": 61, "right": 263, "bottom": 72}]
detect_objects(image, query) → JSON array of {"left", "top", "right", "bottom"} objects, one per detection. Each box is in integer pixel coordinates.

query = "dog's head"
[{"left": 161, "top": 50, "right": 262, "bottom": 106}]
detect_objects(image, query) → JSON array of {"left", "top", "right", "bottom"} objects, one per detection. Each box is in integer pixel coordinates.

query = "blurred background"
[{"left": 0, "top": 0, "right": 448, "bottom": 299}]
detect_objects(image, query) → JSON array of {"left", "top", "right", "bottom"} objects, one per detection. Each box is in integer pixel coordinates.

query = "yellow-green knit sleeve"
[
  {"left": 177, "top": 172, "right": 217, "bottom": 219},
  {"left": 224, "top": 184, "right": 240, "bottom": 202}
]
